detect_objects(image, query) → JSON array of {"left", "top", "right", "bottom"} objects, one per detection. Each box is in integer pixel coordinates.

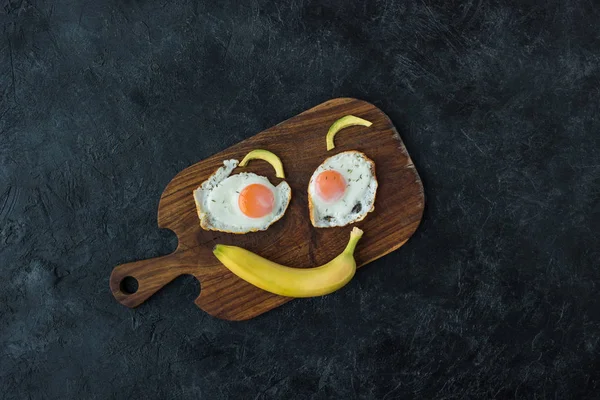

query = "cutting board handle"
[{"left": 109, "top": 252, "right": 194, "bottom": 308}]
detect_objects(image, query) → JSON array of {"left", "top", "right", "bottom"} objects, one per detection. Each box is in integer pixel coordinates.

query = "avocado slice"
[
  {"left": 239, "top": 149, "right": 286, "bottom": 178},
  {"left": 326, "top": 115, "right": 373, "bottom": 151}
]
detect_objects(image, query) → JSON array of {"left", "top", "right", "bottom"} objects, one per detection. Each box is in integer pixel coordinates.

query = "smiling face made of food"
[{"left": 203, "top": 115, "right": 377, "bottom": 299}]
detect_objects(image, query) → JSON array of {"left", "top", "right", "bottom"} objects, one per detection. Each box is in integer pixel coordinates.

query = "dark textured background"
[{"left": 1, "top": 0, "right": 599, "bottom": 398}]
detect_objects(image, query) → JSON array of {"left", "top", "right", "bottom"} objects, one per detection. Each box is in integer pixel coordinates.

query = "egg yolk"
[
  {"left": 238, "top": 183, "right": 275, "bottom": 218},
  {"left": 315, "top": 170, "right": 346, "bottom": 202}
]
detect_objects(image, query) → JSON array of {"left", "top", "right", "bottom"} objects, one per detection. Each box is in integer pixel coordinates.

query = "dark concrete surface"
[{"left": 1, "top": 0, "right": 599, "bottom": 398}]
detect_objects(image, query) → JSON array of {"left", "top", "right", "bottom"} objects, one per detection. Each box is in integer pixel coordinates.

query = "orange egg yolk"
[
  {"left": 238, "top": 183, "right": 275, "bottom": 218},
  {"left": 315, "top": 170, "right": 346, "bottom": 202}
]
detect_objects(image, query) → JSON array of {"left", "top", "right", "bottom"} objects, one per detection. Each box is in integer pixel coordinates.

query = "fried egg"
[
  {"left": 308, "top": 151, "right": 377, "bottom": 228},
  {"left": 193, "top": 160, "right": 291, "bottom": 233}
]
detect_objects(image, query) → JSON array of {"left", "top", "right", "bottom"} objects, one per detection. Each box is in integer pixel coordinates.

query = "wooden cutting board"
[{"left": 109, "top": 98, "right": 424, "bottom": 321}]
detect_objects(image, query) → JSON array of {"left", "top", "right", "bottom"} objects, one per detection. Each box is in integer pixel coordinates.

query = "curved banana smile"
[{"left": 213, "top": 227, "right": 364, "bottom": 298}]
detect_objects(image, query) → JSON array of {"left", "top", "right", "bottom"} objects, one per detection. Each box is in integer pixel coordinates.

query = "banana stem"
[{"left": 343, "top": 227, "right": 364, "bottom": 255}]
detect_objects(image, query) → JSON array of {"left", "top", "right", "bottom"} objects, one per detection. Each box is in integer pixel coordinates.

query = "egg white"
[
  {"left": 308, "top": 151, "right": 378, "bottom": 228},
  {"left": 193, "top": 159, "right": 291, "bottom": 233}
]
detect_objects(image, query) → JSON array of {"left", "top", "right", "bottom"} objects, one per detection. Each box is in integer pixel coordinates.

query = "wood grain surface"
[{"left": 109, "top": 98, "right": 425, "bottom": 320}]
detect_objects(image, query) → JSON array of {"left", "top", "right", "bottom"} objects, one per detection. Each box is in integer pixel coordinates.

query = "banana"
[{"left": 213, "top": 227, "right": 364, "bottom": 297}]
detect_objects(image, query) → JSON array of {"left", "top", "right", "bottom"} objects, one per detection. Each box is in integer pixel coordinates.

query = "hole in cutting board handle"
[{"left": 120, "top": 276, "right": 139, "bottom": 294}]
